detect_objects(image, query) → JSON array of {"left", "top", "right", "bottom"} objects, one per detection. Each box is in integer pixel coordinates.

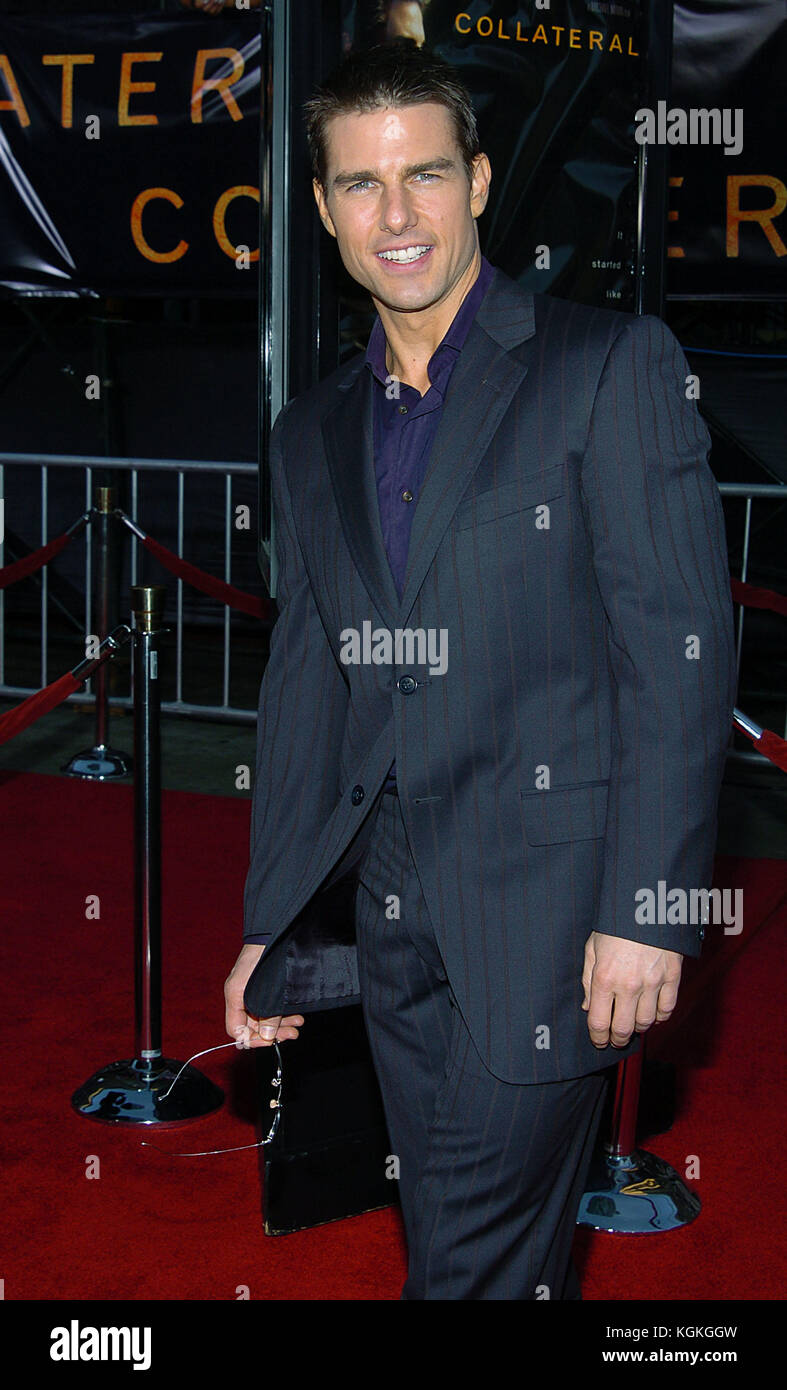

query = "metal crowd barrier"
[
  {"left": 718, "top": 482, "right": 787, "bottom": 758},
  {"left": 0, "top": 456, "right": 784, "bottom": 736},
  {"left": 0, "top": 450, "right": 260, "bottom": 725}
]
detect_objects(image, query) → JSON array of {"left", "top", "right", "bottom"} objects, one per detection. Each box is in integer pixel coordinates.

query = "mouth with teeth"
[{"left": 376, "top": 244, "right": 433, "bottom": 267}]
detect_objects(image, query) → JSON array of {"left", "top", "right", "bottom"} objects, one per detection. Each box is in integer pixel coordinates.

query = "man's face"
[{"left": 313, "top": 102, "right": 490, "bottom": 315}]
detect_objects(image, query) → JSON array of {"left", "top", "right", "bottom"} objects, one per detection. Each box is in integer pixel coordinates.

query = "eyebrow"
[{"left": 331, "top": 156, "right": 457, "bottom": 189}]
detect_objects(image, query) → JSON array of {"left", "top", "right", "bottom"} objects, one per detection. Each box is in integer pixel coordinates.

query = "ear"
[
  {"left": 313, "top": 179, "right": 337, "bottom": 239},
  {"left": 469, "top": 153, "right": 492, "bottom": 221}
]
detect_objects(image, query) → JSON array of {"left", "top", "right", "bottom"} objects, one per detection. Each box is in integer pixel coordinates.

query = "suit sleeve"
[
  {"left": 580, "top": 314, "right": 737, "bottom": 957},
  {"left": 242, "top": 401, "right": 347, "bottom": 946}
]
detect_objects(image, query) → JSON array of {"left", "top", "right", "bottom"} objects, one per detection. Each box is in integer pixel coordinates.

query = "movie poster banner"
[
  {"left": 0, "top": 13, "right": 261, "bottom": 297},
  {"left": 1, "top": 5, "right": 779, "bottom": 302},
  {"left": 667, "top": 0, "right": 785, "bottom": 300},
  {"left": 343, "top": 0, "right": 649, "bottom": 311}
]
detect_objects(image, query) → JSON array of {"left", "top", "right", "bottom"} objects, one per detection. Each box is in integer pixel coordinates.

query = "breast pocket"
[
  {"left": 520, "top": 780, "right": 609, "bottom": 845},
  {"left": 454, "top": 464, "right": 565, "bottom": 531}
]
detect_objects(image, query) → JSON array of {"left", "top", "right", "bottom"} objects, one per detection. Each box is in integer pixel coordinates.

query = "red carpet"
[{"left": 0, "top": 770, "right": 784, "bottom": 1300}]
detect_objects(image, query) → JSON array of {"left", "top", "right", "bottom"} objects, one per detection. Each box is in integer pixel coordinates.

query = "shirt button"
[
  {"left": 401, "top": 490, "right": 413, "bottom": 503},
  {"left": 398, "top": 404, "right": 408, "bottom": 414}
]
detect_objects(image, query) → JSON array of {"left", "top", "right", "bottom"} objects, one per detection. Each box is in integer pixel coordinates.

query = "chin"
[{"left": 377, "top": 284, "right": 438, "bottom": 311}]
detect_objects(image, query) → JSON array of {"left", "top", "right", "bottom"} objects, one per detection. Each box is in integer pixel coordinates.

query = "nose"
[{"left": 379, "top": 183, "right": 417, "bottom": 237}]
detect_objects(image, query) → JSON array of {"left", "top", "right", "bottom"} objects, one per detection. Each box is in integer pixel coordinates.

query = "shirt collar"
[{"left": 365, "top": 253, "right": 496, "bottom": 387}]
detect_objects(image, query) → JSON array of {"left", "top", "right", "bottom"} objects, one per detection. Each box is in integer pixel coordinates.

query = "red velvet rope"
[
  {"left": 0, "top": 672, "right": 81, "bottom": 746},
  {"left": 142, "top": 535, "right": 273, "bottom": 621},
  {"left": 739, "top": 725, "right": 787, "bottom": 774},
  {"left": 730, "top": 577, "right": 787, "bottom": 618},
  {"left": 2, "top": 658, "right": 786, "bottom": 780},
  {"left": 1, "top": 522, "right": 783, "bottom": 630},
  {"left": 0, "top": 532, "right": 72, "bottom": 589}
]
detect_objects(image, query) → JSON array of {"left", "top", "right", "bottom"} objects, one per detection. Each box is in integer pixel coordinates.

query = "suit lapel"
[
  {"left": 323, "top": 363, "right": 402, "bottom": 628},
  {"left": 322, "top": 268, "right": 536, "bottom": 630}
]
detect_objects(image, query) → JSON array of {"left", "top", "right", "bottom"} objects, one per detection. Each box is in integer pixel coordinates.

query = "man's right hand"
[{"left": 224, "top": 943, "right": 304, "bottom": 1048}]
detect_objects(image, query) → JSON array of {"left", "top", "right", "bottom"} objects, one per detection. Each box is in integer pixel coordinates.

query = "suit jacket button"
[
  {"left": 698, "top": 926, "right": 705, "bottom": 941},
  {"left": 398, "top": 674, "right": 417, "bottom": 694},
  {"left": 351, "top": 785, "right": 364, "bottom": 805}
]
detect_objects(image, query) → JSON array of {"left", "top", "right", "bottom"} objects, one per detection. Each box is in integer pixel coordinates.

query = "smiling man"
[
  {"left": 315, "top": 100, "right": 485, "bottom": 397},
  {"left": 225, "top": 41, "right": 736, "bottom": 1300}
]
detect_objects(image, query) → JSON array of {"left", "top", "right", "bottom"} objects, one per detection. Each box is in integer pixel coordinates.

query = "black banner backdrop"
[
  {"left": 344, "top": 0, "right": 786, "bottom": 305},
  {"left": 344, "top": 0, "right": 651, "bottom": 312},
  {"left": 0, "top": 6, "right": 780, "bottom": 302},
  {"left": 0, "top": 13, "right": 261, "bottom": 297},
  {"left": 667, "top": 0, "right": 786, "bottom": 300}
]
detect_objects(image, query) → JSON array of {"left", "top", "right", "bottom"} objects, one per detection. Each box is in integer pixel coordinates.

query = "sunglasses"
[{"left": 140, "top": 1037, "right": 283, "bottom": 1158}]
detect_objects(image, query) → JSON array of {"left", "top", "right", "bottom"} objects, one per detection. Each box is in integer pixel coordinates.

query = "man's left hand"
[{"left": 581, "top": 932, "right": 683, "bottom": 1048}]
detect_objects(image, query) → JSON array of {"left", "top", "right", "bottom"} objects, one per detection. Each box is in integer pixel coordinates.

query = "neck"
[{"left": 376, "top": 247, "right": 482, "bottom": 392}]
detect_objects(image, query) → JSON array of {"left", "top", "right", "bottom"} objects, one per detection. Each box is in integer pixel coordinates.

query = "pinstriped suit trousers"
[{"left": 355, "top": 786, "right": 609, "bottom": 1301}]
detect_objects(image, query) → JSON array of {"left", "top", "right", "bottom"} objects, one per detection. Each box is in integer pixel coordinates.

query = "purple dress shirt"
[{"left": 364, "top": 254, "right": 496, "bottom": 790}]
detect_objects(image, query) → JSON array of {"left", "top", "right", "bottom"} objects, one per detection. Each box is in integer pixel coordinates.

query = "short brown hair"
[{"left": 303, "top": 39, "right": 480, "bottom": 191}]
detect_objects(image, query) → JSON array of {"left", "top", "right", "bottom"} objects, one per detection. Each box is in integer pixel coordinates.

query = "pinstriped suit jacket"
[{"left": 243, "top": 265, "right": 736, "bottom": 1084}]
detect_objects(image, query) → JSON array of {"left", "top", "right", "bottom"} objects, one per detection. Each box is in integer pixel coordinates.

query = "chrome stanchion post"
[
  {"left": 72, "top": 585, "right": 224, "bottom": 1126},
  {"left": 134, "top": 584, "right": 163, "bottom": 1067},
  {"left": 64, "top": 485, "right": 132, "bottom": 779},
  {"left": 577, "top": 1047, "right": 701, "bottom": 1233}
]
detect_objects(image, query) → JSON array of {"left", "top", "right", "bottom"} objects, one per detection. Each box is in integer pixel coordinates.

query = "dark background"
[{"left": 0, "top": 1, "right": 783, "bottom": 721}]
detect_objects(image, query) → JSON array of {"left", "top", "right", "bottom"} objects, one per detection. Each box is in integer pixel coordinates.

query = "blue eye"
[{"left": 346, "top": 172, "right": 440, "bottom": 192}]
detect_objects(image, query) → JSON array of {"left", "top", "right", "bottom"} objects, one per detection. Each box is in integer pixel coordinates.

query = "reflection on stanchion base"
[
  {"left": 63, "top": 743, "right": 132, "bottom": 780},
  {"left": 576, "top": 1148, "right": 701, "bottom": 1234},
  {"left": 72, "top": 1057, "right": 223, "bottom": 1126}
]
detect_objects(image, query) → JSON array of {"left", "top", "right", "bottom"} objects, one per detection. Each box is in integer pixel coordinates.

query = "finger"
[
  {"left": 581, "top": 939, "right": 595, "bottom": 1010},
  {"left": 276, "top": 1017, "right": 304, "bottom": 1039},
  {"left": 257, "top": 1014, "right": 283, "bottom": 1043},
  {"left": 239, "top": 1014, "right": 282, "bottom": 1047},
  {"left": 244, "top": 1029, "right": 282, "bottom": 1049},
  {"left": 609, "top": 996, "right": 638, "bottom": 1048},
  {"left": 241, "top": 1013, "right": 304, "bottom": 1047},
  {"left": 655, "top": 977, "right": 680, "bottom": 1021},
  {"left": 275, "top": 1015, "right": 304, "bottom": 1042},
  {"left": 634, "top": 988, "right": 659, "bottom": 1034},
  {"left": 586, "top": 982, "right": 614, "bottom": 1048},
  {"left": 273, "top": 1017, "right": 302, "bottom": 1041},
  {"left": 231, "top": 1021, "right": 253, "bottom": 1049},
  {"left": 225, "top": 999, "right": 248, "bottom": 1040}
]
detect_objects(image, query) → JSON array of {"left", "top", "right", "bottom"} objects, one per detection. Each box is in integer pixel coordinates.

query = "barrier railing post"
[
  {"left": 72, "top": 585, "right": 223, "bottom": 1125},
  {"left": 576, "top": 1047, "right": 701, "bottom": 1233},
  {"left": 64, "top": 485, "right": 131, "bottom": 779},
  {"left": 133, "top": 583, "right": 164, "bottom": 1065}
]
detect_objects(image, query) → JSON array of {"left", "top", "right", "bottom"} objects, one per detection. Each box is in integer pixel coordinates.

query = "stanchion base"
[
  {"left": 63, "top": 744, "right": 132, "bottom": 780},
  {"left": 577, "top": 1148, "right": 701, "bottom": 1233},
  {"left": 72, "top": 1057, "right": 224, "bottom": 1126}
]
